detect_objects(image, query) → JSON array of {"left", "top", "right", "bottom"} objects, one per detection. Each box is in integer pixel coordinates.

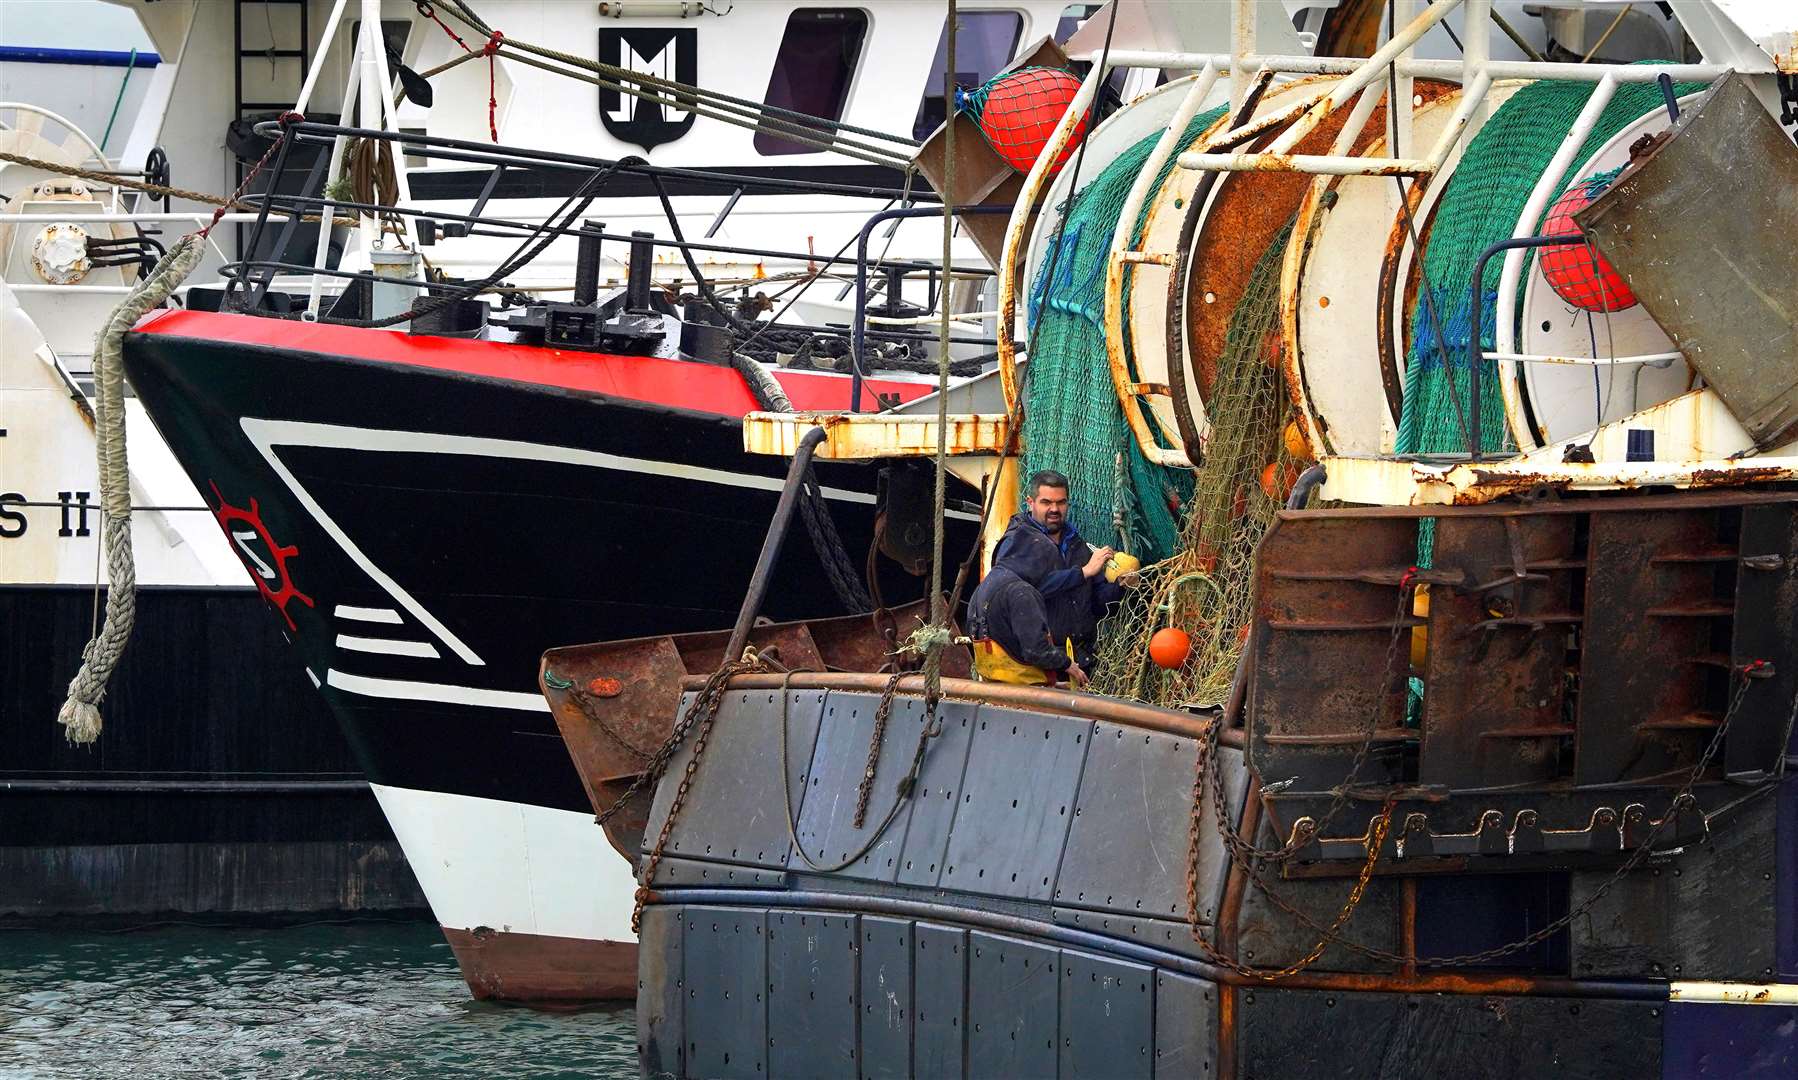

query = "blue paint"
[
  {"left": 1780, "top": 773, "right": 1798, "bottom": 978},
  {"left": 1664, "top": 1001, "right": 1798, "bottom": 1078},
  {"left": 0, "top": 46, "right": 161, "bottom": 69}
]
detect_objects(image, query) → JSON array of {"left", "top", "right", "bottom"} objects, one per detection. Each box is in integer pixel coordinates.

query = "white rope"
[{"left": 58, "top": 233, "right": 204, "bottom": 743}]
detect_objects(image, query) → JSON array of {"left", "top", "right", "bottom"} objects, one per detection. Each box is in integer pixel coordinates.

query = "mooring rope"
[
  {"left": 54, "top": 233, "right": 202, "bottom": 743},
  {"left": 54, "top": 123, "right": 301, "bottom": 743}
]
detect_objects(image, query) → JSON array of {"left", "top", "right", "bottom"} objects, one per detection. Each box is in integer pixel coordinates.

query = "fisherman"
[{"left": 967, "top": 469, "right": 1132, "bottom": 687}]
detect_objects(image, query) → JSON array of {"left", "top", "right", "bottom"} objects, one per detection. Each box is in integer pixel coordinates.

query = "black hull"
[
  {"left": 0, "top": 585, "right": 423, "bottom": 918},
  {"left": 121, "top": 316, "right": 967, "bottom": 817}
]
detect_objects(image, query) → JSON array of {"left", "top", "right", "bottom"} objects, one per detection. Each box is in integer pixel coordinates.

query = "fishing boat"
[
  {"left": 552, "top": 0, "right": 1798, "bottom": 1072},
  {"left": 0, "top": 10, "right": 421, "bottom": 923},
  {"left": 91, "top": 0, "right": 1104, "bottom": 1002}
]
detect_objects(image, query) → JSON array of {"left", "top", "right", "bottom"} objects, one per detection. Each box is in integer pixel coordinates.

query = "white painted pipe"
[
  {"left": 293, "top": 0, "right": 350, "bottom": 115},
  {"left": 1494, "top": 74, "right": 1619, "bottom": 444},
  {"left": 1114, "top": 63, "right": 1221, "bottom": 259},
  {"left": 1485, "top": 351, "right": 1684, "bottom": 367},
  {"left": 1080, "top": 50, "right": 1727, "bottom": 85}
]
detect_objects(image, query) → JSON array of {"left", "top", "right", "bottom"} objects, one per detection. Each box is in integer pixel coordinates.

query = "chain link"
[
  {"left": 602, "top": 655, "right": 764, "bottom": 933},
  {"left": 852, "top": 672, "right": 907, "bottom": 827}
]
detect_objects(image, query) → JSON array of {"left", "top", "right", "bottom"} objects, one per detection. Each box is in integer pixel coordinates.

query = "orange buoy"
[
  {"left": 1259, "top": 461, "right": 1299, "bottom": 502},
  {"left": 1149, "top": 627, "right": 1192, "bottom": 670},
  {"left": 975, "top": 68, "right": 1087, "bottom": 174},
  {"left": 1541, "top": 180, "right": 1637, "bottom": 312},
  {"left": 1282, "top": 419, "right": 1310, "bottom": 461}
]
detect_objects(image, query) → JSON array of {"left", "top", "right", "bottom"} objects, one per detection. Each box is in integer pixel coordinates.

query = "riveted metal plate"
[
  {"left": 637, "top": 904, "right": 685, "bottom": 1080},
  {"left": 1052, "top": 908, "right": 1210, "bottom": 960},
  {"left": 1057, "top": 725, "right": 1245, "bottom": 923},
  {"left": 1059, "top": 950, "right": 1155, "bottom": 1079},
  {"left": 967, "top": 931, "right": 1059, "bottom": 1078},
  {"left": 1570, "top": 791, "right": 1777, "bottom": 982},
  {"left": 914, "top": 923, "right": 969, "bottom": 1079},
  {"left": 1154, "top": 971, "right": 1219, "bottom": 1079},
  {"left": 649, "top": 858, "right": 788, "bottom": 889},
  {"left": 894, "top": 699, "right": 979, "bottom": 887},
  {"left": 766, "top": 909, "right": 858, "bottom": 1078},
  {"left": 860, "top": 916, "right": 915, "bottom": 1078},
  {"left": 791, "top": 691, "right": 911, "bottom": 878},
  {"left": 940, "top": 706, "right": 1093, "bottom": 900},
  {"left": 1237, "top": 987, "right": 1660, "bottom": 1078},
  {"left": 645, "top": 689, "right": 829, "bottom": 872},
  {"left": 682, "top": 905, "right": 767, "bottom": 1079}
]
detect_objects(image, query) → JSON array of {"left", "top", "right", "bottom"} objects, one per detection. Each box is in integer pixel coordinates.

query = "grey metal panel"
[
  {"left": 637, "top": 904, "right": 685, "bottom": 1080},
  {"left": 1153, "top": 972, "right": 1219, "bottom": 1079},
  {"left": 1052, "top": 908, "right": 1213, "bottom": 961},
  {"left": 767, "top": 909, "right": 859, "bottom": 1079},
  {"left": 1059, "top": 950, "right": 1156, "bottom": 1079},
  {"left": 649, "top": 857, "right": 788, "bottom": 889},
  {"left": 941, "top": 705, "right": 1093, "bottom": 901},
  {"left": 682, "top": 905, "right": 767, "bottom": 1079},
  {"left": 1057, "top": 728, "right": 1245, "bottom": 924},
  {"left": 640, "top": 690, "right": 695, "bottom": 858},
  {"left": 860, "top": 916, "right": 914, "bottom": 1079},
  {"left": 967, "top": 931, "right": 1059, "bottom": 1078},
  {"left": 894, "top": 699, "right": 979, "bottom": 887},
  {"left": 647, "top": 689, "right": 829, "bottom": 873},
  {"left": 914, "top": 923, "right": 968, "bottom": 1079},
  {"left": 1237, "top": 987, "right": 1660, "bottom": 1079},
  {"left": 791, "top": 690, "right": 905, "bottom": 879},
  {"left": 1570, "top": 790, "right": 1778, "bottom": 981}
]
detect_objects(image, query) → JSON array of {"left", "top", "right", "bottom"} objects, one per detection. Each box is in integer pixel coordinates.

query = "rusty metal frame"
[{"left": 1242, "top": 491, "right": 1798, "bottom": 871}]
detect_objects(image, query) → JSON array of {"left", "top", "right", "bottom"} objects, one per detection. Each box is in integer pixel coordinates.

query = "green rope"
[
  {"left": 1396, "top": 70, "right": 1707, "bottom": 464},
  {"left": 99, "top": 48, "right": 138, "bottom": 155},
  {"left": 1020, "top": 104, "right": 1229, "bottom": 562}
]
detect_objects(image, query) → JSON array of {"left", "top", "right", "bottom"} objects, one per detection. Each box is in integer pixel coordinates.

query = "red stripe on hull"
[
  {"left": 133, "top": 308, "right": 933, "bottom": 417},
  {"left": 440, "top": 925, "right": 636, "bottom": 1005}
]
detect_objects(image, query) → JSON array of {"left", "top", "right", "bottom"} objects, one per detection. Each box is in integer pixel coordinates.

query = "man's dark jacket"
[{"left": 982, "top": 511, "right": 1124, "bottom": 669}]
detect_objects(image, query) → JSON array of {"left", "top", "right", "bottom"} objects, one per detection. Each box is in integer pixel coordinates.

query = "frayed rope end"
[{"left": 58, "top": 699, "right": 103, "bottom": 745}]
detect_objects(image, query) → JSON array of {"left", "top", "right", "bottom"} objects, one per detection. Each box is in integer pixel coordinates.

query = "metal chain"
[
  {"left": 852, "top": 672, "right": 907, "bottom": 827},
  {"left": 627, "top": 654, "right": 767, "bottom": 932},
  {"left": 563, "top": 683, "right": 655, "bottom": 763},
  {"left": 781, "top": 671, "right": 939, "bottom": 874}
]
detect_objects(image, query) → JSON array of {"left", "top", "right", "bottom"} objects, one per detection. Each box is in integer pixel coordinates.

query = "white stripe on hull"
[
  {"left": 326, "top": 668, "right": 551, "bottom": 713},
  {"left": 335, "top": 634, "right": 441, "bottom": 658},
  {"left": 369, "top": 783, "right": 637, "bottom": 944}
]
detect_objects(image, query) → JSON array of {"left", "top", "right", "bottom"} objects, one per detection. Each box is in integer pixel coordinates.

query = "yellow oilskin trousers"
[{"left": 971, "top": 639, "right": 1073, "bottom": 686}]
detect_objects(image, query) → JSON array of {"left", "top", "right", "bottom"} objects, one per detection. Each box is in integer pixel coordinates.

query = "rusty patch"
[
  {"left": 1187, "top": 81, "right": 1456, "bottom": 402},
  {"left": 540, "top": 598, "right": 947, "bottom": 853}
]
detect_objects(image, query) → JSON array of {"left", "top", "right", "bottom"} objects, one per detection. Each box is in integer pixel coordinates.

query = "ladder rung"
[{"left": 240, "top": 50, "right": 307, "bottom": 58}]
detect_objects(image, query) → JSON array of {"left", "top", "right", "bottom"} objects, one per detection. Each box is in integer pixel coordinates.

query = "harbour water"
[{"left": 0, "top": 921, "right": 635, "bottom": 1078}]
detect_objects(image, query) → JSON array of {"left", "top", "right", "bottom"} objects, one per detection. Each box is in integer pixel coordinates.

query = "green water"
[{"left": 0, "top": 921, "right": 635, "bottom": 1079}]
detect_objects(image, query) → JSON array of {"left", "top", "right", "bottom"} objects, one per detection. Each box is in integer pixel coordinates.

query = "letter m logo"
[{"left": 598, "top": 28, "right": 698, "bottom": 150}]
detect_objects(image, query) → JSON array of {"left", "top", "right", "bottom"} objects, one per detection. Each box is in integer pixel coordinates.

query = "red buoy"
[
  {"left": 1148, "top": 627, "right": 1192, "bottom": 671},
  {"left": 1539, "top": 181, "right": 1637, "bottom": 312},
  {"left": 976, "top": 68, "right": 1087, "bottom": 174}
]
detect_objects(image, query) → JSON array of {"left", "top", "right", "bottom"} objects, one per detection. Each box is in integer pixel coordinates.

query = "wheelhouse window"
[
  {"left": 755, "top": 9, "right": 870, "bottom": 156},
  {"left": 911, "top": 10, "right": 1025, "bottom": 141}
]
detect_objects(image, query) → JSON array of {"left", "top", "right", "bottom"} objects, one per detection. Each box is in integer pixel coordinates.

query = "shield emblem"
[{"left": 598, "top": 28, "right": 698, "bottom": 150}]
